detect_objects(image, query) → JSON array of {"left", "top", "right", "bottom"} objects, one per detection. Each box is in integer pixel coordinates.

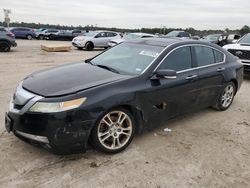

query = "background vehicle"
[
  {"left": 10, "top": 27, "right": 35, "bottom": 40},
  {"left": 224, "top": 33, "right": 250, "bottom": 72},
  {"left": 35, "top": 28, "right": 48, "bottom": 39},
  {"left": 5, "top": 38, "right": 243, "bottom": 154},
  {"left": 227, "top": 34, "right": 241, "bottom": 44},
  {"left": 165, "top": 30, "right": 191, "bottom": 38},
  {"left": 202, "top": 34, "right": 241, "bottom": 46},
  {"left": 45, "top": 30, "right": 86, "bottom": 41},
  {"left": 0, "top": 27, "right": 17, "bottom": 52},
  {"left": 72, "top": 30, "right": 121, "bottom": 50},
  {"left": 108, "top": 32, "right": 156, "bottom": 47},
  {"left": 43, "top": 29, "right": 60, "bottom": 40}
]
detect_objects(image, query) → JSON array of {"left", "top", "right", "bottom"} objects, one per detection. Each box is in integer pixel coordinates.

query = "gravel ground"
[{"left": 0, "top": 40, "right": 250, "bottom": 188}]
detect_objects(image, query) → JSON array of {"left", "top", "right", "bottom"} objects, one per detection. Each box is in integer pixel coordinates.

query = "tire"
[
  {"left": 213, "top": 82, "right": 236, "bottom": 111},
  {"left": 85, "top": 42, "right": 94, "bottom": 51},
  {"left": 0, "top": 41, "right": 11, "bottom": 52},
  {"left": 77, "top": 47, "right": 83, "bottom": 50},
  {"left": 90, "top": 108, "right": 135, "bottom": 154},
  {"left": 39, "top": 35, "right": 44, "bottom": 40},
  {"left": 26, "top": 35, "right": 33, "bottom": 40}
]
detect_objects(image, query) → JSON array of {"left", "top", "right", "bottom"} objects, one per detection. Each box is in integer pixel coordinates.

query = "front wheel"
[
  {"left": 90, "top": 108, "right": 135, "bottom": 154},
  {"left": 214, "top": 82, "right": 236, "bottom": 111},
  {"left": 26, "top": 35, "right": 33, "bottom": 40},
  {"left": 85, "top": 42, "right": 94, "bottom": 51},
  {"left": 0, "top": 41, "right": 11, "bottom": 52}
]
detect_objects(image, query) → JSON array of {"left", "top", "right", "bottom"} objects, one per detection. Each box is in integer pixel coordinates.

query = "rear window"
[
  {"left": 193, "top": 46, "right": 215, "bottom": 67},
  {"left": 193, "top": 46, "right": 224, "bottom": 67},
  {"left": 214, "top": 50, "right": 224, "bottom": 63}
]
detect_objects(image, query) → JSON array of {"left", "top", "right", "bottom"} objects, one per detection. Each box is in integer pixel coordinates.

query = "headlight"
[{"left": 29, "top": 98, "right": 87, "bottom": 113}]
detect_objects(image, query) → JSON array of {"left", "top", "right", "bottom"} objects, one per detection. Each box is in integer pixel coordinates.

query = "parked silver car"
[
  {"left": 0, "top": 27, "right": 17, "bottom": 52},
  {"left": 108, "top": 32, "right": 156, "bottom": 47},
  {"left": 72, "top": 30, "right": 121, "bottom": 51}
]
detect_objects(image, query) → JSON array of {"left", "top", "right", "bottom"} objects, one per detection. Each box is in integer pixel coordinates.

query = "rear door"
[{"left": 192, "top": 45, "right": 226, "bottom": 108}]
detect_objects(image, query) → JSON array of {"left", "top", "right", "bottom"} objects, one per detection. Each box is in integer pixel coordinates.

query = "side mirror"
[
  {"left": 84, "top": 58, "right": 92, "bottom": 63},
  {"left": 155, "top": 69, "right": 177, "bottom": 79}
]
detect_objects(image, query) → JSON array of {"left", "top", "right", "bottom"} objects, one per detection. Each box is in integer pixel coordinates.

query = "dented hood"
[{"left": 22, "top": 62, "right": 130, "bottom": 97}]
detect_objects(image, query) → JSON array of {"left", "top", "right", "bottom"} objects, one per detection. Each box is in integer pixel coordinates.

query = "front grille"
[{"left": 228, "top": 49, "right": 250, "bottom": 60}]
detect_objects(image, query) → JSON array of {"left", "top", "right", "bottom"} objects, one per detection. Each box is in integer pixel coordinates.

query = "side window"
[
  {"left": 96, "top": 32, "right": 106, "bottom": 38},
  {"left": 214, "top": 50, "right": 224, "bottom": 63},
  {"left": 158, "top": 46, "right": 192, "bottom": 72},
  {"left": 106, "top": 32, "right": 117, "bottom": 37},
  {"left": 193, "top": 46, "right": 215, "bottom": 67}
]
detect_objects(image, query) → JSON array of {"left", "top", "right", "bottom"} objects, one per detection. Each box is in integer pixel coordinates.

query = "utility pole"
[{"left": 3, "top": 9, "right": 11, "bottom": 29}]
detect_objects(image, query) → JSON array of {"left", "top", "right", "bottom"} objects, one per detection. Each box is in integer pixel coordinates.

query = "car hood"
[
  {"left": 110, "top": 38, "right": 125, "bottom": 44},
  {"left": 73, "top": 36, "right": 92, "bottom": 41},
  {"left": 22, "top": 62, "right": 131, "bottom": 97},
  {"left": 223, "top": 43, "right": 250, "bottom": 50}
]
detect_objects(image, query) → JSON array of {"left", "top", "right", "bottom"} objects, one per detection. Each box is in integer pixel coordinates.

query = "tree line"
[{"left": 1, "top": 21, "right": 250, "bottom": 36}]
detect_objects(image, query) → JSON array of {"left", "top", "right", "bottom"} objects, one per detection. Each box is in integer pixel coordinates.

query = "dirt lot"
[{"left": 0, "top": 40, "right": 250, "bottom": 188}]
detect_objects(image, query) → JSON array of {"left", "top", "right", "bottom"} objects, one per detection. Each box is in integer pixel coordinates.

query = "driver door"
[
  {"left": 94, "top": 32, "right": 108, "bottom": 47},
  {"left": 140, "top": 46, "right": 200, "bottom": 123}
]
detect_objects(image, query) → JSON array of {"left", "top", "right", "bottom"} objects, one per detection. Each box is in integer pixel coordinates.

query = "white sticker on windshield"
[
  {"left": 139, "top": 50, "right": 159, "bottom": 58},
  {"left": 136, "top": 68, "right": 142, "bottom": 72}
]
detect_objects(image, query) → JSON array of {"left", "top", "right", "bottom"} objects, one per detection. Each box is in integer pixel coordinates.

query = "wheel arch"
[
  {"left": 85, "top": 41, "right": 94, "bottom": 47},
  {"left": 230, "top": 79, "right": 238, "bottom": 94},
  {"left": 107, "top": 104, "right": 144, "bottom": 134}
]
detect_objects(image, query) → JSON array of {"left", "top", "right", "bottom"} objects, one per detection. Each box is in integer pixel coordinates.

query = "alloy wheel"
[
  {"left": 97, "top": 111, "right": 133, "bottom": 150},
  {"left": 221, "top": 85, "right": 235, "bottom": 108}
]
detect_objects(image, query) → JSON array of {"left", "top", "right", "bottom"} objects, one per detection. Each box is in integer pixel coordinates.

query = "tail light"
[{"left": 6, "top": 32, "right": 15, "bottom": 38}]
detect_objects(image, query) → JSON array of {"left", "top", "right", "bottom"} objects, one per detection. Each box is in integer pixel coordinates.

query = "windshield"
[
  {"left": 166, "top": 31, "right": 179, "bottom": 37},
  {"left": 124, "top": 33, "right": 140, "bottom": 40},
  {"left": 91, "top": 43, "right": 164, "bottom": 75},
  {"left": 205, "top": 35, "right": 220, "bottom": 41},
  {"left": 83, "top": 32, "right": 98, "bottom": 37},
  {"left": 237, "top": 34, "right": 250, "bottom": 44}
]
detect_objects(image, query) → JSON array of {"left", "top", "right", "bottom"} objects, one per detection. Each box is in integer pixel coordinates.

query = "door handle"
[
  {"left": 185, "top": 75, "right": 197, "bottom": 80},
  {"left": 217, "top": 68, "right": 225, "bottom": 72}
]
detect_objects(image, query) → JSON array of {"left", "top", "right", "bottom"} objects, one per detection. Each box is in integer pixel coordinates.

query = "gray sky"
[{"left": 1, "top": 0, "right": 249, "bottom": 29}]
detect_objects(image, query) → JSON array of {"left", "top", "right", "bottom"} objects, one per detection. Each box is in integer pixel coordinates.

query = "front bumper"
[
  {"left": 72, "top": 41, "right": 85, "bottom": 48},
  {"left": 5, "top": 110, "right": 95, "bottom": 154}
]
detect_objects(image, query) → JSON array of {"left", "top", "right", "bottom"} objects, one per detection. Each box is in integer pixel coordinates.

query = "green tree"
[{"left": 240, "top": 25, "right": 250, "bottom": 36}]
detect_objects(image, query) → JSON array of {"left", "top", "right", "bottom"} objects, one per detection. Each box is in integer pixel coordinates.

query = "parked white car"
[
  {"left": 72, "top": 30, "right": 121, "bottom": 51},
  {"left": 108, "top": 32, "right": 156, "bottom": 47},
  {"left": 223, "top": 33, "right": 250, "bottom": 72}
]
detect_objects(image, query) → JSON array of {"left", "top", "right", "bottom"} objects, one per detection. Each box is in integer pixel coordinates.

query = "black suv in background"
[{"left": 0, "top": 27, "right": 17, "bottom": 52}]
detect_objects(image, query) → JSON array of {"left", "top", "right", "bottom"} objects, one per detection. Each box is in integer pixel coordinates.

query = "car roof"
[
  {"left": 95, "top": 30, "right": 119, "bottom": 33},
  {"left": 129, "top": 32, "right": 154, "bottom": 36},
  {"left": 124, "top": 37, "right": 220, "bottom": 48}
]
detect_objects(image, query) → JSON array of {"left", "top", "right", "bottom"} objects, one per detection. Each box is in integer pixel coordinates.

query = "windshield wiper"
[{"left": 95, "top": 64, "right": 120, "bottom": 74}]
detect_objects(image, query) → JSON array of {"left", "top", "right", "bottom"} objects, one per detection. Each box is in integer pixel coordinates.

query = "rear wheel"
[
  {"left": 85, "top": 42, "right": 94, "bottom": 51},
  {"left": 214, "top": 82, "right": 236, "bottom": 111},
  {"left": 91, "top": 108, "right": 135, "bottom": 154},
  {"left": 26, "top": 35, "right": 33, "bottom": 40},
  {"left": 0, "top": 41, "right": 11, "bottom": 52},
  {"left": 39, "top": 35, "right": 44, "bottom": 40}
]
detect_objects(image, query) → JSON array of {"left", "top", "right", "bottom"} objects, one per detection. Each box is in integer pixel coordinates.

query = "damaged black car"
[{"left": 5, "top": 38, "right": 243, "bottom": 154}]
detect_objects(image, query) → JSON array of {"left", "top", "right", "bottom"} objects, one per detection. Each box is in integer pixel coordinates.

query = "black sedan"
[{"left": 5, "top": 38, "right": 244, "bottom": 154}]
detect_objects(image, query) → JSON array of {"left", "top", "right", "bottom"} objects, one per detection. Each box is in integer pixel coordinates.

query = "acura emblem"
[{"left": 235, "top": 51, "right": 243, "bottom": 56}]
